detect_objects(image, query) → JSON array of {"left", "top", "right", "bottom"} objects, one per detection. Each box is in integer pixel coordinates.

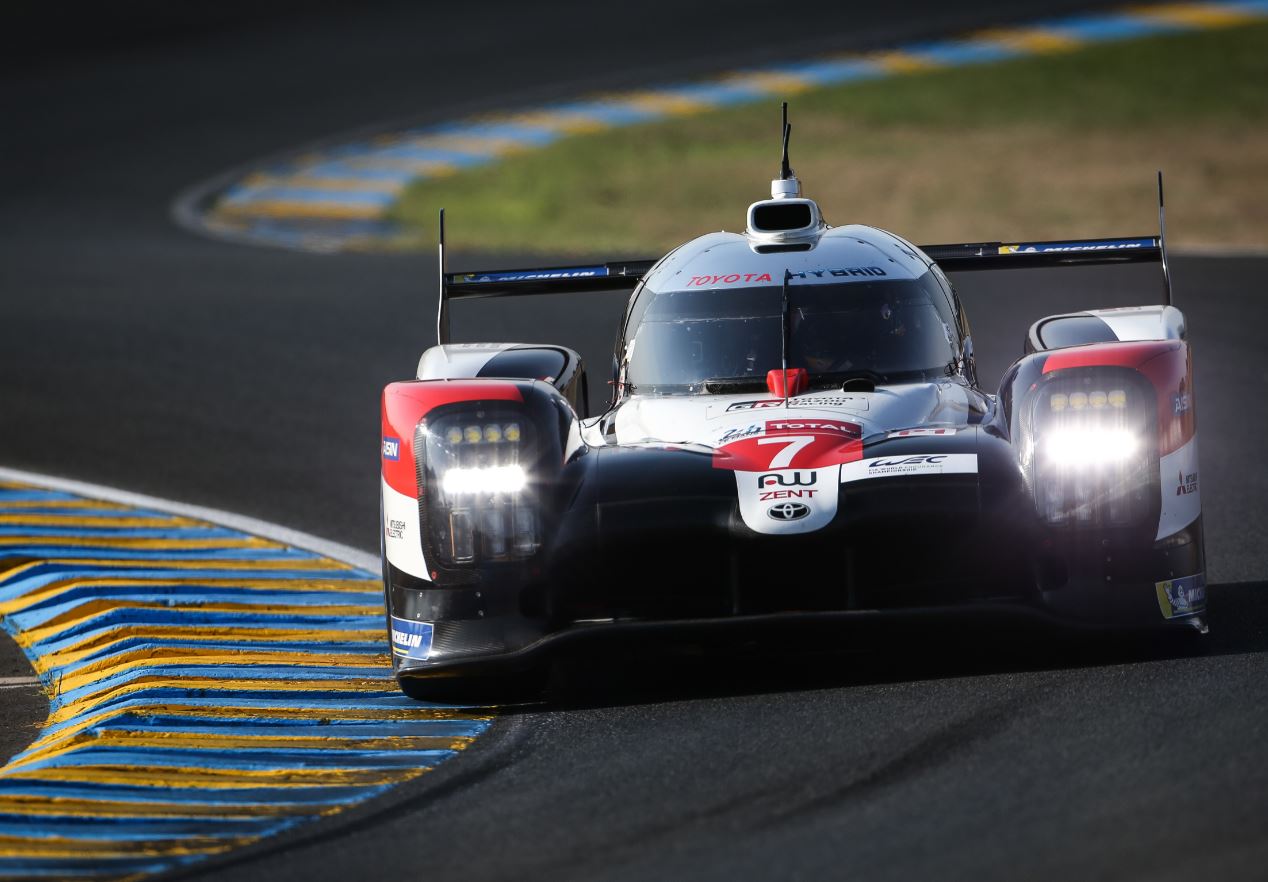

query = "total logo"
[
  {"left": 1176, "top": 471, "right": 1198, "bottom": 495},
  {"left": 767, "top": 501, "right": 811, "bottom": 521},
  {"left": 382, "top": 436, "right": 401, "bottom": 461}
]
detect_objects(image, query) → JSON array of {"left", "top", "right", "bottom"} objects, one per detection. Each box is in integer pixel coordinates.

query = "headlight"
[
  {"left": 417, "top": 407, "right": 539, "bottom": 566},
  {"left": 1030, "top": 377, "right": 1156, "bottom": 528},
  {"left": 1042, "top": 428, "right": 1140, "bottom": 469}
]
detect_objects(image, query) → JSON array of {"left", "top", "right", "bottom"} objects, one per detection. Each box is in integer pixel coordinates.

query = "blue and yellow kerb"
[
  {"left": 0, "top": 480, "right": 490, "bottom": 881},
  {"left": 194, "top": 0, "right": 1268, "bottom": 252}
]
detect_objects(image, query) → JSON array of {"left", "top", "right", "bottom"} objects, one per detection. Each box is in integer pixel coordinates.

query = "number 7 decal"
[{"left": 757, "top": 435, "right": 814, "bottom": 469}]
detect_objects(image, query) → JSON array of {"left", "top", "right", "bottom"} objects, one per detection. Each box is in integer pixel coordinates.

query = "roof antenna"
[
  {"left": 1157, "top": 171, "right": 1173, "bottom": 307},
  {"left": 436, "top": 207, "right": 451, "bottom": 348},
  {"left": 772, "top": 102, "right": 801, "bottom": 199},
  {"left": 781, "top": 269, "right": 792, "bottom": 410}
]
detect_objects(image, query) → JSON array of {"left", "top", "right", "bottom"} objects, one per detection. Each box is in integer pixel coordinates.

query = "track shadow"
[{"left": 500, "top": 580, "right": 1268, "bottom": 713}]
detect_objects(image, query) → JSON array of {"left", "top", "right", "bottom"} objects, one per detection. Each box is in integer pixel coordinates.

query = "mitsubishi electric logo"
[{"left": 767, "top": 502, "right": 811, "bottom": 521}]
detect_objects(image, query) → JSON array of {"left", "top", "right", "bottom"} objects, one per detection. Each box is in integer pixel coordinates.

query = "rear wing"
[{"left": 435, "top": 174, "right": 1172, "bottom": 343}]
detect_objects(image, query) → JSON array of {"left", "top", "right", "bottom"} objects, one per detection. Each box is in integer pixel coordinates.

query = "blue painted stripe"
[
  {"left": 55, "top": 665, "right": 394, "bottom": 706},
  {"left": 73, "top": 718, "right": 488, "bottom": 738},
  {"left": 900, "top": 38, "right": 1021, "bottom": 66},
  {"left": 59, "top": 638, "right": 386, "bottom": 670},
  {"left": 0, "top": 525, "right": 243, "bottom": 538},
  {"left": 360, "top": 145, "right": 501, "bottom": 165},
  {"left": 296, "top": 162, "right": 422, "bottom": 183},
  {"left": 222, "top": 187, "right": 397, "bottom": 207},
  {"left": 1035, "top": 12, "right": 1184, "bottom": 41},
  {"left": 0, "top": 778, "right": 400, "bottom": 804},
  {"left": 0, "top": 545, "right": 331, "bottom": 562},
  {"left": 0, "top": 859, "right": 194, "bottom": 878},
  {"left": 16, "top": 746, "right": 456, "bottom": 771},
  {"left": 0, "top": 815, "right": 284, "bottom": 839},
  {"left": 30, "top": 615, "right": 379, "bottom": 655},
  {"left": 12, "top": 588, "right": 382, "bottom": 627},
  {"left": 426, "top": 121, "right": 562, "bottom": 145},
  {"left": 0, "top": 490, "right": 81, "bottom": 502}
]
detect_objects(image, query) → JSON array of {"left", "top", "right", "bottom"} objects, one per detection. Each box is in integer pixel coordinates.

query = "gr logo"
[{"left": 757, "top": 471, "right": 817, "bottom": 488}]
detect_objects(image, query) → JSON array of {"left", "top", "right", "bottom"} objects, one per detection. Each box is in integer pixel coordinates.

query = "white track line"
[{"left": 0, "top": 466, "right": 378, "bottom": 572}]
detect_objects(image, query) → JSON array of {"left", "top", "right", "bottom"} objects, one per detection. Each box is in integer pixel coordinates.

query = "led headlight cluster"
[
  {"left": 419, "top": 411, "right": 538, "bottom": 566},
  {"left": 1031, "top": 379, "right": 1154, "bottom": 527}
]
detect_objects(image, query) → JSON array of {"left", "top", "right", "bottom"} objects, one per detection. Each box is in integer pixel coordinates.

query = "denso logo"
[
  {"left": 391, "top": 628, "right": 422, "bottom": 648},
  {"left": 870, "top": 455, "right": 948, "bottom": 468},
  {"left": 758, "top": 471, "right": 816, "bottom": 488},
  {"left": 382, "top": 436, "right": 401, "bottom": 460},
  {"left": 687, "top": 272, "right": 774, "bottom": 287}
]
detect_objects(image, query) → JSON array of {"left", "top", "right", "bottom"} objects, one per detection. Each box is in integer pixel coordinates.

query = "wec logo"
[{"left": 870, "top": 455, "right": 948, "bottom": 469}]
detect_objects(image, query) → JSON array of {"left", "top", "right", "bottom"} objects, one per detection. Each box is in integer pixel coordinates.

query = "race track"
[{"left": 2, "top": 2, "right": 1267, "bottom": 880}]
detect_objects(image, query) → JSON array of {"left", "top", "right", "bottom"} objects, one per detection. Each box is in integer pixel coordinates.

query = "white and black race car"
[{"left": 380, "top": 115, "right": 1204, "bottom": 699}]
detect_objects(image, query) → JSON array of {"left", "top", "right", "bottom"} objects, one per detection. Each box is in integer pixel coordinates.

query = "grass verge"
[{"left": 390, "top": 23, "right": 1268, "bottom": 256}]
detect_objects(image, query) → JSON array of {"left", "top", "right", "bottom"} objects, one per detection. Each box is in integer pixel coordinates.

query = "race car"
[{"left": 380, "top": 116, "right": 1204, "bottom": 699}]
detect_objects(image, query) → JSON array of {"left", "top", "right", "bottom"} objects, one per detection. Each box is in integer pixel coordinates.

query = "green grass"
[{"left": 390, "top": 23, "right": 1268, "bottom": 255}]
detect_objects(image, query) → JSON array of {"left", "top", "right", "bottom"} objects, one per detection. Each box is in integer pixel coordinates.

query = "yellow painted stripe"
[
  {"left": 0, "top": 833, "right": 239, "bottom": 859},
  {"left": 0, "top": 796, "right": 319, "bottom": 819},
  {"left": 54, "top": 650, "right": 388, "bottom": 695},
  {"left": 45, "top": 626, "right": 385, "bottom": 671},
  {"left": 241, "top": 172, "right": 403, "bottom": 194},
  {"left": 213, "top": 201, "right": 387, "bottom": 220},
  {"left": 0, "top": 514, "right": 201, "bottom": 528},
  {"left": 1132, "top": 2, "right": 1260, "bottom": 27},
  {"left": 0, "top": 557, "right": 357, "bottom": 578},
  {"left": 49, "top": 677, "right": 396, "bottom": 725},
  {"left": 0, "top": 498, "right": 132, "bottom": 510},
  {"left": 611, "top": 90, "right": 713, "bottom": 116},
  {"left": 0, "top": 576, "right": 378, "bottom": 617},
  {"left": 721, "top": 71, "right": 818, "bottom": 95},
  {"left": 54, "top": 648, "right": 387, "bottom": 691},
  {"left": 394, "top": 133, "right": 533, "bottom": 157},
  {"left": 500, "top": 110, "right": 610, "bottom": 134},
  {"left": 10, "top": 731, "right": 471, "bottom": 771},
  {"left": 18, "top": 601, "right": 381, "bottom": 649},
  {"left": 6, "top": 765, "right": 426, "bottom": 789},
  {"left": 342, "top": 157, "right": 460, "bottom": 176},
  {"left": 867, "top": 49, "right": 945, "bottom": 73},
  {"left": 973, "top": 25, "right": 1088, "bottom": 53},
  {"left": 0, "top": 536, "right": 275, "bottom": 550},
  {"left": 25, "top": 703, "right": 490, "bottom": 756}
]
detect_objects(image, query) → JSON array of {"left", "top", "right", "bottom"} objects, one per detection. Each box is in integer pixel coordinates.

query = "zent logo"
[
  {"left": 757, "top": 471, "right": 817, "bottom": 488},
  {"left": 382, "top": 436, "right": 401, "bottom": 461},
  {"left": 767, "top": 502, "right": 811, "bottom": 521}
]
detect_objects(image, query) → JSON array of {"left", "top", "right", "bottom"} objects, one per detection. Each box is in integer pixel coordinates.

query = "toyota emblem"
[{"left": 767, "top": 502, "right": 811, "bottom": 521}]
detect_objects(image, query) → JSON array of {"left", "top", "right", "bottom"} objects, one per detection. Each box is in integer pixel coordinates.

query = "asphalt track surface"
[{"left": 2, "top": 3, "right": 1267, "bottom": 880}]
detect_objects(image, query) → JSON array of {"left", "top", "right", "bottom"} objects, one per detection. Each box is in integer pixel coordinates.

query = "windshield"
[{"left": 624, "top": 273, "right": 959, "bottom": 394}]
